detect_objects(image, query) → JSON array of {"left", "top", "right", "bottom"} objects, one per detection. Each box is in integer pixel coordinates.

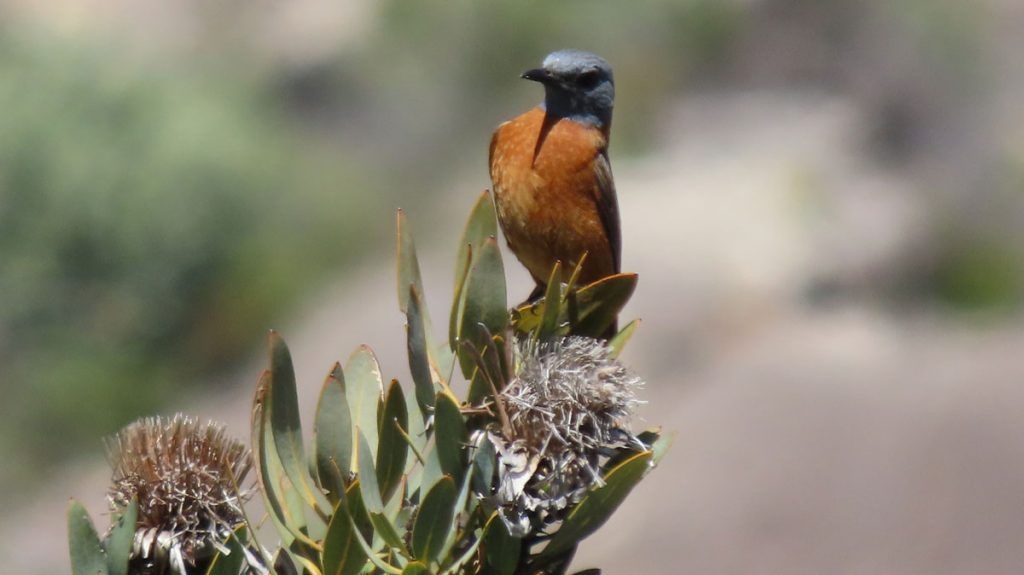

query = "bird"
[{"left": 489, "top": 49, "right": 621, "bottom": 311}]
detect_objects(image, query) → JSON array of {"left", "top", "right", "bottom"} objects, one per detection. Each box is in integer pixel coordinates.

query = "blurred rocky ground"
[{"left": 2, "top": 0, "right": 1023, "bottom": 573}]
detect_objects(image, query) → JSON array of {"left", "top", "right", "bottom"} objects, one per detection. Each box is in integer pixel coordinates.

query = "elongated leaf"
[
  {"left": 344, "top": 482, "right": 374, "bottom": 544},
  {"left": 344, "top": 508, "right": 405, "bottom": 575},
  {"left": 377, "top": 380, "right": 409, "bottom": 503},
  {"left": 449, "top": 245, "right": 472, "bottom": 353},
  {"left": 370, "top": 511, "right": 407, "bottom": 553},
  {"left": 513, "top": 273, "right": 637, "bottom": 337},
  {"left": 356, "top": 429, "right": 384, "bottom": 514},
  {"left": 402, "top": 562, "right": 429, "bottom": 575},
  {"left": 397, "top": 209, "right": 426, "bottom": 316},
  {"left": 457, "top": 236, "right": 507, "bottom": 378},
  {"left": 471, "top": 433, "right": 496, "bottom": 499},
  {"left": 607, "top": 319, "right": 641, "bottom": 358},
  {"left": 355, "top": 428, "right": 407, "bottom": 553},
  {"left": 438, "top": 522, "right": 487, "bottom": 575},
  {"left": 452, "top": 191, "right": 499, "bottom": 348},
  {"left": 483, "top": 515, "right": 520, "bottom": 575},
  {"left": 204, "top": 525, "right": 249, "bottom": 575},
  {"left": 322, "top": 502, "right": 368, "bottom": 575},
  {"left": 650, "top": 430, "right": 674, "bottom": 464},
  {"left": 403, "top": 387, "right": 428, "bottom": 475},
  {"left": 407, "top": 285, "right": 437, "bottom": 417},
  {"left": 454, "top": 191, "right": 499, "bottom": 295},
  {"left": 539, "top": 451, "right": 654, "bottom": 560},
  {"left": 253, "top": 370, "right": 314, "bottom": 549},
  {"left": 538, "top": 262, "right": 565, "bottom": 341},
  {"left": 568, "top": 273, "right": 637, "bottom": 337},
  {"left": 384, "top": 475, "right": 408, "bottom": 525},
  {"left": 412, "top": 477, "right": 457, "bottom": 565},
  {"left": 465, "top": 328, "right": 511, "bottom": 406},
  {"left": 346, "top": 346, "right": 384, "bottom": 455},
  {"left": 419, "top": 441, "right": 444, "bottom": 501},
  {"left": 105, "top": 498, "right": 137, "bottom": 575},
  {"left": 67, "top": 500, "right": 108, "bottom": 575},
  {"left": 440, "top": 455, "right": 477, "bottom": 560},
  {"left": 315, "top": 363, "right": 353, "bottom": 506},
  {"left": 267, "top": 332, "right": 329, "bottom": 513},
  {"left": 433, "top": 393, "right": 468, "bottom": 486}
]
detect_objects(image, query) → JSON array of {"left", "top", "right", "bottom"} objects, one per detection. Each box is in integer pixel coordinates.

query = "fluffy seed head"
[
  {"left": 106, "top": 414, "right": 252, "bottom": 572},
  {"left": 488, "top": 336, "right": 644, "bottom": 534}
]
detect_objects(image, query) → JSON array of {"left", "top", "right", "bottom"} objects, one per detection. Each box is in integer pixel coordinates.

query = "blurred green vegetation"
[
  {"left": 0, "top": 0, "right": 750, "bottom": 508},
  {"left": 0, "top": 30, "right": 382, "bottom": 498},
  {"left": 0, "top": 0, "right": 1020, "bottom": 513}
]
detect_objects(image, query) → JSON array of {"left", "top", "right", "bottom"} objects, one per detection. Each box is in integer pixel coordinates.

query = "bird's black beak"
[{"left": 521, "top": 68, "right": 553, "bottom": 84}]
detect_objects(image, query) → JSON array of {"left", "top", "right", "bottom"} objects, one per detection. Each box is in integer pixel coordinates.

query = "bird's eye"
[{"left": 577, "top": 70, "right": 600, "bottom": 87}]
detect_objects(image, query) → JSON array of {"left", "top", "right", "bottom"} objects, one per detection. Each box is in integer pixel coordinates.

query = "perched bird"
[{"left": 489, "top": 49, "right": 621, "bottom": 303}]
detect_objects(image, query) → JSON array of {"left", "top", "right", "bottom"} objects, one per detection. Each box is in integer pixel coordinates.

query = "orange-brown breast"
[{"left": 489, "top": 106, "right": 617, "bottom": 286}]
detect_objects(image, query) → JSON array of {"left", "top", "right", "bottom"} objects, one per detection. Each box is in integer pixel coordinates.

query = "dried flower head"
[
  {"left": 105, "top": 414, "right": 252, "bottom": 574},
  {"left": 488, "top": 336, "right": 645, "bottom": 535}
]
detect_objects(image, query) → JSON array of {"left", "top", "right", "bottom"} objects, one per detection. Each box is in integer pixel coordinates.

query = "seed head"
[
  {"left": 105, "top": 414, "right": 252, "bottom": 573},
  {"left": 488, "top": 336, "right": 645, "bottom": 534}
]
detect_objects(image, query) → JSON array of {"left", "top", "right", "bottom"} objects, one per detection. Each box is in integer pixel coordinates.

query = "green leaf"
[
  {"left": 442, "top": 456, "right": 477, "bottom": 560},
  {"left": 649, "top": 430, "right": 674, "bottom": 464},
  {"left": 403, "top": 387, "right": 428, "bottom": 475},
  {"left": 402, "top": 562, "right": 429, "bottom": 575},
  {"left": 396, "top": 208, "right": 426, "bottom": 316},
  {"left": 105, "top": 498, "right": 137, "bottom": 575},
  {"left": 204, "top": 525, "right": 249, "bottom": 575},
  {"left": 457, "top": 236, "right": 507, "bottom": 379},
  {"left": 398, "top": 209, "right": 450, "bottom": 389},
  {"left": 419, "top": 441, "right": 444, "bottom": 502},
  {"left": 471, "top": 433, "right": 496, "bottom": 500},
  {"left": 344, "top": 482, "right": 374, "bottom": 542},
  {"left": 454, "top": 191, "right": 499, "bottom": 294},
  {"left": 451, "top": 191, "right": 499, "bottom": 347},
  {"left": 252, "top": 370, "right": 314, "bottom": 549},
  {"left": 483, "top": 515, "right": 520, "bottom": 575},
  {"left": 607, "top": 319, "right": 641, "bottom": 358},
  {"left": 267, "top": 332, "right": 330, "bottom": 513},
  {"left": 67, "top": 500, "right": 108, "bottom": 575},
  {"left": 346, "top": 346, "right": 385, "bottom": 456},
  {"left": 568, "top": 273, "right": 637, "bottom": 337},
  {"left": 539, "top": 451, "right": 654, "bottom": 560},
  {"left": 514, "top": 273, "right": 637, "bottom": 337},
  {"left": 433, "top": 393, "right": 468, "bottom": 486},
  {"left": 355, "top": 429, "right": 408, "bottom": 553},
  {"left": 377, "top": 380, "right": 410, "bottom": 504},
  {"left": 344, "top": 505, "right": 405, "bottom": 575},
  {"left": 407, "top": 285, "right": 437, "bottom": 418},
  {"left": 465, "top": 329, "right": 511, "bottom": 406},
  {"left": 449, "top": 245, "right": 473, "bottom": 353},
  {"left": 356, "top": 429, "right": 384, "bottom": 514},
  {"left": 538, "top": 262, "right": 565, "bottom": 341},
  {"left": 322, "top": 502, "right": 368, "bottom": 575},
  {"left": 315, "top": 363, "right": 353, "bottom": 506},
  {"left": 370, "top": 511, "right": 408, "bottom": 553},
  {"left": 412, "top": 477, "right": 457, "bottom": 565}
]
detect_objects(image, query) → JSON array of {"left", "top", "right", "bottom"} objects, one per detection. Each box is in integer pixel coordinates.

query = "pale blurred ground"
[{"left": 3, "top": 1, "right": 1024, "bottom": 574}]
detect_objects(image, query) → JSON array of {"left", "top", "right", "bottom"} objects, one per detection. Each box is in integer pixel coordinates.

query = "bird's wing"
[{"left": 593, "top": 150, "right": 622, "bottom": 273}]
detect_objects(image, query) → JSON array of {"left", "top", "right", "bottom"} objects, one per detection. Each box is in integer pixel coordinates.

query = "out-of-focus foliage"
[{"left": 0, "top": 29, "right": 379, "bottom": 496}]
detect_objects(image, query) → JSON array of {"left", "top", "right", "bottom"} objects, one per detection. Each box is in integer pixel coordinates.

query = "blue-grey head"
[{"left": 522, "top": 49, "right": 614, "bottom": 130}]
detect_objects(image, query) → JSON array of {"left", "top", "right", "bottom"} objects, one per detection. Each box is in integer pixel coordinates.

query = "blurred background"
[{"left": 2, "top": 0, "right": 1023, "bottom": 573}]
